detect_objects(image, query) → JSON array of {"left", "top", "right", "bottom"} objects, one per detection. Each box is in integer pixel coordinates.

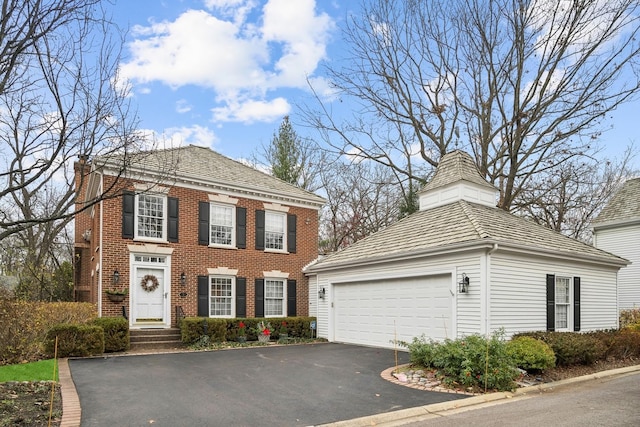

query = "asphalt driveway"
[{"left": 69, "top": 343, "right": 468, "bottom": 426}]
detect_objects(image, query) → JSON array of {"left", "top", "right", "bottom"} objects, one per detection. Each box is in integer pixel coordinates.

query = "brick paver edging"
[{"left": 58, "top": 358, "right": 81, "bottom": 427}]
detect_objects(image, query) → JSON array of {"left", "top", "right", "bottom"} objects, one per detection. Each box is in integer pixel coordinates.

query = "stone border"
[
  {"left": 58, "top": 359, "right": 80, "bottom": 427},
  {"left": 380, "top": 364, "right": 478, "bottom": 395}
]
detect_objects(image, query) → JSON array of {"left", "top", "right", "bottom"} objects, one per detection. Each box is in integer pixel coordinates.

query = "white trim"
[
  {"left": 208, "top": 267, "right": 239, "bottom": 276},
  {"left": 208, "top": 202, "right": 236, "bottom": 248},
  {"left": 127, "top": 244, "right": 174, "bottom": 255},
  {"left": 264, "top": 277, "right": 287, "bottom": 317},
  {"left": 133, "top": 193, "right": 168, "bottom": 242},
  {"left": 263, "top": 270, "right": 290, "bottom": 279},
  {"left": 263, "top": 202, "right": 290, "bottom": 213},
  {"left": 129, "top": 252, "right": 171, "bottom": 328},
  {"left": 208, "top": 275, "right": 236, "bottom": 318},
  {"left": 208, "top": 193, "right": 239, "bottom": 205}
]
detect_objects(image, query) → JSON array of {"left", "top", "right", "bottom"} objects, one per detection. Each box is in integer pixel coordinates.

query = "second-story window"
[
  {"left": 210, "top": 204, "right": 235, "bottom": 246},
  {"left": 136, "top": 193, "right": 166, "bottom": 240},
  {"left": 265, "top": 211, "right": 286, "bottom": 250}
]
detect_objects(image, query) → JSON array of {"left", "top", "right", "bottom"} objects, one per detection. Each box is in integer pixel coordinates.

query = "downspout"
[
  {"left": 485, "top": 244, "right": 498, "bottom": 336},
  {"left": 97, "top": 174, "right": 104, "bottom": 317}
]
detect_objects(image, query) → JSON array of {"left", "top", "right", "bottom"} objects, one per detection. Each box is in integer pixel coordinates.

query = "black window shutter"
[
  {"left": 255, "top": 278, "right": 265, "bottom": 317},
  {"left": 546, "top": 274, "right": 555, "bottom": 332},
  {"left": 168, "top": 197, "right": 179, "bottom": 242},
  {"left": 236, "top": 277, "right": 246, "bottom": 318},
  {"left": 122, "top": 191, "right": 135, "bottom": 239},
  {"left": 255, "top": 210, "right": 265, "bottom": 250},
  {"left": 197, "top": 276, "right": 209, "bottom": 317},
  {"left": 198, "top": 202, "right": 210, "bottom": 246},
  {"left": 287, "top": 214, "right": 297, "bottom": 254},
  {"left": 236, "top": 207, "right": 246, "bottom": 249},
  {"left": 574, "top": 277, "right": 581, "bottom": 332},
  {"left": 287, "top": 279, "right": 297, "bottom": 317}
]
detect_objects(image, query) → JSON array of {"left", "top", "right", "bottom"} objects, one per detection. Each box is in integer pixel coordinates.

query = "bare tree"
[
  {"left": 0, "top": 1, "right": 149, "bottom": 299},
  {"left": 318, "top": 156, "right": 400, "bottom": 253},
  {"left": 517, "top": 147, "right": 637, "bottom": 243},
  {"left": 304, "top": 0, "right": 640, "bottom": 216}
]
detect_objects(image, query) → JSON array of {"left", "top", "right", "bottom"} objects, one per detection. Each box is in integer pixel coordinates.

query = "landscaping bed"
[{"left": 0, "top": 381, "right": 61, "bottom": 427}]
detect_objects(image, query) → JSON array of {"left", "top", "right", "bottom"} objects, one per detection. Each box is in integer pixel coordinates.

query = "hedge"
[
  {"left": 45, "top": 324, "right": 105, "bottom": 358},
  {"left": 181, "top": 317, "right": 317, "bottom": 344},
  {"left": 93, "top": 317, "right": 130, "bottom": 352}
]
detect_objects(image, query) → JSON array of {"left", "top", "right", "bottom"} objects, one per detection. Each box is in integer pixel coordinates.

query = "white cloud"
[
  {"left": 176, "top": 99, "right": 192, "bottom": 114},
  {"left": 119, "top": 0, "right": 334, "bottom": 124},
  {"left": 211, "top": 96, "right": 290, "bottom": 123},
  {"left": 134, "top": 125, "right": 218, "bottom": 150}
]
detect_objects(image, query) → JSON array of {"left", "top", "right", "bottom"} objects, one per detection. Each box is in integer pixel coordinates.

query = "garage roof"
[
  {"left": 307, "top": 151, "right": 628, "bottom": 272},
  {"left": 592, "top": 177, "right": 640, "bottom": 229}
]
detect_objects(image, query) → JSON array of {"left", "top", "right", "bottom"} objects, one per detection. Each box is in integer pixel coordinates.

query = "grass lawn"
[{"left": 0, "top": 359, "right": 58, "bottom": 382}]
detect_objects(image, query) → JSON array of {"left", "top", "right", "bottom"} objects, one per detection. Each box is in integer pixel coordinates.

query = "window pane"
[
  {"left": 137, "top": 194, "right": 164, "bottom": 239},
  {"left": 556, "top": 277, "right": 570, "bottom": 304},
  {"left": 555, "top": 304, "right": 568, "bottom": 329},
  {"left": 265, "top": 212, "right": 285, "bottom": 250},
  {"left": 210, "top": 277, "right": 233, "bottom": 317},
  {"left": 210, "top": 204, "right": 233, "bottom": 245},
  {"left": 265, "top": 279, "right": 284, "bottom": 316}
]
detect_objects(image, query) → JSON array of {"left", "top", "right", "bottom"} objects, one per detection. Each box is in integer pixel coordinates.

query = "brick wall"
[{"left": 86, "top": 173, "right": 320, "bottom": 325}]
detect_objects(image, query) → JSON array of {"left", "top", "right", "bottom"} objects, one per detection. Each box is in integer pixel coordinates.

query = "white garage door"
[{"left": 333, "top": 274, "right": 453, "bottom": 348}]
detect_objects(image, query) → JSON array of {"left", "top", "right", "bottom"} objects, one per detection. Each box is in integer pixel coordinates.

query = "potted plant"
[
  {"left": 237, "top": 321, "right": 247, "bottom": 343},
  {"left": 278, "top": 321, "right": 288, "bottom": 342},
  {"left": 254, "top": 321, "right": 271, "bottom": 343},
  {"left": 105, "top": 288, "right": 128, "bottom": 302}
]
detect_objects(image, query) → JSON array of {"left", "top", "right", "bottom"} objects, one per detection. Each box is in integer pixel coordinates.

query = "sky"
[{"left": 110, "top": 0, "right": 640, "bottom": 170}]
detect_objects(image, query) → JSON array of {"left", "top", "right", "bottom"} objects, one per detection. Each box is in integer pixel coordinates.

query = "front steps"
[{"left": 129, "top": 328, "right": 184, "bottom": 351}]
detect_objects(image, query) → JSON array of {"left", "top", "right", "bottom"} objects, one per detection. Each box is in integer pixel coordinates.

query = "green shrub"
[
  {"left": 404, "top": 331, "right": 519, "bottom": 392},
  {"left": 0, "top": 300, "right": 96, "bottom": 365},
  {"left": 181, "top": 316, "right": 317, "bottom": 344},
  {"left": 514, "top": 331, "right": 606, "bottom": 366},
  {"left": 399, "top": 335, "right": 438, "bottom": 366},
  {"left": 45, "top": 324, "right": 104, "bottom": 358},
  {"left": 506, "top": 336, "right": 555, "bottom": 372},
  {"left": 93, "top": 317, "right": 129, "bottom": 352}
]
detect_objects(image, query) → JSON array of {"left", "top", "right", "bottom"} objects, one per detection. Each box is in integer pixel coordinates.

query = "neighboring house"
[
  {"left": 592, "top": 177, "right": 640, "bottom": 311},
  {"left": 74, "top": 145, "right": 325, "bottom": 328},
  {"left": 305, "top": 150, "right": 628, "bottom": 349}
]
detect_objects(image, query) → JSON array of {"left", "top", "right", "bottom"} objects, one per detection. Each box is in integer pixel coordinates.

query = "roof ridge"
[{"left": 458, "top": 200, "right": 490, "bottom": 238}]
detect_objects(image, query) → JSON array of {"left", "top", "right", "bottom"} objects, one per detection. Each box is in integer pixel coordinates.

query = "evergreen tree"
[{"left": 268, "top": 116, "right": 302, "bottom": 186}]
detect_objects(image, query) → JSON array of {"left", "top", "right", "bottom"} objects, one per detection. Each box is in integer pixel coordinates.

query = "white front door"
[{"left": 131, "top": 255, "right": 170, "bottom": 327}]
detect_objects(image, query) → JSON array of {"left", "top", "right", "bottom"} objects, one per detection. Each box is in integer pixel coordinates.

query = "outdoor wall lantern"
[
  {"left": 459, "top": 273, "right": 470, "bottom": 293},
  {"left": 112, "top": 270, "right": 120, "bottom": 285},
  {"left": 180, "top": 272, "right": 186, "bottom": 286},
  {"left": 318, "top": 287, "right": 326, "bottom": 299}
]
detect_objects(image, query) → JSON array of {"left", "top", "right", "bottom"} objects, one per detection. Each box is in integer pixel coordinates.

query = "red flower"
[
  {"left": 263, "top": 328, "right": 270, "bottom": 335},
  {"left": 238, "top": 321, "right": 245, "bottom": 328}
]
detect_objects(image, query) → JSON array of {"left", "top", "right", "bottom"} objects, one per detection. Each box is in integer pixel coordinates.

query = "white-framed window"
[
  {"left": 265, "top": 278, "right": 286, "bottom": 317},
  {"left": 210, "top": 276, "right": 235, "bottom": 318},
  {"left": 210, "top": 203, "right": 235, "bottom": 247},
  {"left": 555, "top": 276, "right": 571, "bottom": 330},
  {"left": 135, "top": 193, "right": 166, "bottom": 240},
  {"left": 265, "top": 211, "right": 286, "bottom": 251}
]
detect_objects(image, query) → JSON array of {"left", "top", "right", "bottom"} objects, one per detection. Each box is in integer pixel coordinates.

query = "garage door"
[{"left": 333, "top": 274, "right": 453, "bottom": 349}]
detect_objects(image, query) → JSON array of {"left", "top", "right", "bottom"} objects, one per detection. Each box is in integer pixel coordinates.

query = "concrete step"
[{"left": 129, "top": 328, "right": 183, "bottom": 351}]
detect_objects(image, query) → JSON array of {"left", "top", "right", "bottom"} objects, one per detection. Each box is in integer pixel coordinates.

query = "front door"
[{"left": 131, "top": 254, "right": 169, "bottom": 327}]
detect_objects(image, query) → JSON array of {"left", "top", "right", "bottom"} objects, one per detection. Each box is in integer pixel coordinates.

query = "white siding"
[
  {"left": 594, "top": 225, "right": 640, "bottom": 310},
  {"left": 491, "top": 254, "right": 619, "bottom": 336}
]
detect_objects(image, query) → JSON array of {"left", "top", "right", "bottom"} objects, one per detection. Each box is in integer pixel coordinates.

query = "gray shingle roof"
[
  {"left": 307, "top": 200, "right": 626, "bottom": 271},
  {"left": 308, "top": 150, "right": 626, "bottom": 272},
  {"left": 419, "top": 150, "right": 497, "bottom": 193},
  {"left": 593, "top": 178, "right": 640, "bottom": 226},
  {"left": 97, "top": 145, "right": 325, "bottom": 206}
]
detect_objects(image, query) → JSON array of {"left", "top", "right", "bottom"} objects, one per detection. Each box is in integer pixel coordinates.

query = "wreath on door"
[{"left": 140, "top": 274, "right": 160, "bottom": 292}]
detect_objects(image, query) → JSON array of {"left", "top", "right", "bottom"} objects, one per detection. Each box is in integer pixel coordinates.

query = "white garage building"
[{"left": 306, "top": 151, "right": 628, "bottom": 349}]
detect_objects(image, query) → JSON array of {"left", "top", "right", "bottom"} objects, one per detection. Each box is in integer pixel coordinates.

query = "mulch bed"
[{"left": 0, "top": 381, "right": 62, "bottom": 427}]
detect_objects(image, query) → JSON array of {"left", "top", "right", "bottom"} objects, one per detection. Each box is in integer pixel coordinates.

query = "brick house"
[{"left": 74, "top": 145, "right": 325, "bottom": 328}]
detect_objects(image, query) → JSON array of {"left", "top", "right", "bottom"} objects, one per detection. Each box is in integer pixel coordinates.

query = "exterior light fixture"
[
  {"left": 318, "top": 287, "right": 326, "bottom": 299},
  {"left": 112, "top": 270, "right": 120, "bottom": 285},
  {"left": 459, "top": 273, "right": 469, "bottom": 293},
  {"left": 180, "top": 272, "right": 186, "bottom": 286}
]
